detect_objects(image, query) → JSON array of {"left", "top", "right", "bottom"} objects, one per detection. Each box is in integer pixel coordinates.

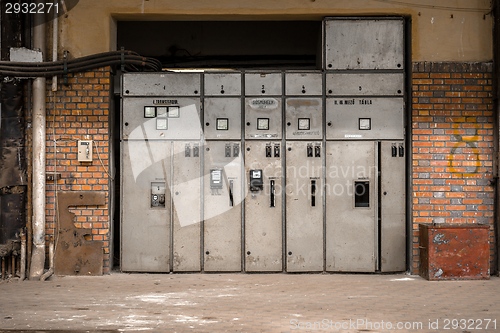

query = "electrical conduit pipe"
[{"left": 29, "top": 3, "right": 47, "bottom": 280}]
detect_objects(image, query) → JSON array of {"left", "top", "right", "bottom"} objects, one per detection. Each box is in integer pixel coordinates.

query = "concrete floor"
[{"left": 0, "top": 272, "right": 499, "bottom": 332}]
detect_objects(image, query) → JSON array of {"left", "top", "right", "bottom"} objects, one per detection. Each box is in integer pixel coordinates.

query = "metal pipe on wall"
[
  {"left": 493, "top": 0, "right": 500, "bottom": 276},
  {"left": 51, "top": 0, "right": 58, "bottom": 92},
  {"left": 29, "top": 6, "right": 47, "bottom": 280},
  {"left": 40, "top": 237, "right": 53, "bottom": 281},
  {"left": 20, "top": 231, "right": 26, "bottom": 280}
]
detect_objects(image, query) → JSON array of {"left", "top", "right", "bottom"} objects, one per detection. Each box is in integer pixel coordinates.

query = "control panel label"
[
  {"left": 249, "top": 98, "right": 279, "bottom": 110},
  {"left": 332, "top": 99, "right": 373, "bottom": 105},
  {"left": 153, "top": 99, "right": 178, "bottom": 105}
]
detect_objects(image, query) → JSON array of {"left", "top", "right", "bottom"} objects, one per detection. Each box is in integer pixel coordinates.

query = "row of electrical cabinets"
[
  {"left": 122, "top": 96, "right": 404, "bottom": 141},
  {"left": 123, "top": 72, "right": 404, "bottom": 97},
  {"left": 120, "top": 16, "right": 406, "bottom": 273},
  {"left": 121, "top": 140, "right": 406, "bottom": 273},
  {"left": 122, "top": 70, "right": 405, "bottom": 141}
]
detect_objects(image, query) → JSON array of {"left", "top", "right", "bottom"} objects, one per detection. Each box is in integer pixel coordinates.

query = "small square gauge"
[
  {"left": 359, "top": 118, "right": 371, "bottom": 130},
  {"left": 216, "top": 118, "right": 229, "bottom": 130},
  {"left": 144, "top": 106, "right": 156, "bottom": 118},
  {"left": 156, "top": 118, "right": 168, "bottom": 130},
  {"left": 257, "top": 118, "right": 270, "bottom": 130},
  {"left": 168, "top": 106, "right": 180, "bottom": 118},
  {"left": 156, "top": 107, "right": 167, "bottom": 117},
  {"left": 298, "top": 118, "right": 310, "bottom": 130}
]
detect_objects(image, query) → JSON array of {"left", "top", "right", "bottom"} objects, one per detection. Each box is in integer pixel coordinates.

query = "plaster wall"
[{"left": 59, "top": 0, "right": 493, "bottom": 62}]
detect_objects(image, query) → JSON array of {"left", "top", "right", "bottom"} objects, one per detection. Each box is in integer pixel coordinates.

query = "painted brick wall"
[
  {"left": 411, "top": 62, "right": 495, "bottom": 274},
  {"left": 45, "top": 67, "right": 112, "bottom": 274}
]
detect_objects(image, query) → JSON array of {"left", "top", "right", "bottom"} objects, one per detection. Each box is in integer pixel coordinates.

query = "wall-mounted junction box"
[{"left": 78, "top": 140, "right": 93, "bottom": 162}]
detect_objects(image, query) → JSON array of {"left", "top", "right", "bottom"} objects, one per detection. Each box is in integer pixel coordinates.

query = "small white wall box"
[{"left": 78, "top": 140, "right": 93, "bottom": 162}]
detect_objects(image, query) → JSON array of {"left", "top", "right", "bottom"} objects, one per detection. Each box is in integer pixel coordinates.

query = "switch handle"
[
  {"left": 229, "top": 180, "right": 234, "bottom": 207},
  {"left": 391, "top": 145, "right": 397, "bottom": 157},
  {"left": 311, "top": 180, "right": 316, "bottom": 207},
  {"left": 270, "top": 180, "right": 275, "bottom": 208}
]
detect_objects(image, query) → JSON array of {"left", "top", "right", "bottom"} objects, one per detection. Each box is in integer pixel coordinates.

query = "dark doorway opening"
[{"left": 117, "top": 20, "right": 322, "bottom": 69}]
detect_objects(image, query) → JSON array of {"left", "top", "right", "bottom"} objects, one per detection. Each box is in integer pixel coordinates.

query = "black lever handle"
[
  {"left": 270, "top": 180, "right": 275, "bottom": 208},
  {"left": 311, "top": 180, "right": 316, "bottom": 207},
  {"left": 229, "top": 180, "right": 234, "bottom": 207}
]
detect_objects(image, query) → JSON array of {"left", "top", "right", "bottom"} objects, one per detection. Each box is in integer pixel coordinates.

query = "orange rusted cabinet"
[{"left": 419, "top": 223, "right": 490, "bottom": 281}]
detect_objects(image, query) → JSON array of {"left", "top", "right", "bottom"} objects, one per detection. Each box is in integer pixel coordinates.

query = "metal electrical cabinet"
[
  {"left": 204, "top": 72, "right": 242, "bottom": 96},
  {"left": 122, "top": 97, "right": 202, "bottom": 141},
  {"left": 380, "top": 141, "right": 406, "bottom": 272},
  {"left": 172, "top": 141, "right": 202, "bottom": 272},
  {"left": 326, "top": 73, "right": 404, "bottom": 97},
  {"left": 244, "top": 71, "right": 283, "bottom": 272},
  {"left": 285, "top": 141, "right": 324, "bottom": 272},
  {"left": 121, "top": 141, "right": 172, "bottom": 272},
  {"left": 324, "top": 17, "right": 404, "bottom": 70},
  {"left": 204, "top": 72, "right": 242, "bottom": 140},
  {"left": 285, "top": 97, "right": 323, "bottom": 140},
  {"left": 245, "top": 72, "right": 282, "bottom": 96},
  {"left": 325, "top": 64, "right": 404, "bottom": 141},
  {"left": 203, "top": 141, "right": 243, "bottom": 272},
  {"left": 284, "top": 71, "right": 324, "bottom": 272},
  {"left": 284, "top": 73, "right": 323, "bottom": 135},
  {"left": 325, "top": 97, "right": 404, "bottom": 140},
  {"left": 121, "top": 73, "right": 202, "bottom": 272},
  {"left": 324, "top": 107, "right": 406, "bottom": 271},
  {"left": 244, "top": 141, "right": 283, "bottom": 272},
  {"left": 244, "top": 97, "right": 282, "bottom": 140},
  {"left": 285, "top": 72, "right": 323, "bottom": 96},
  {"left": 326, "top": 141, "right": 378, "bottom": 272},
  {"left": 122, "top": 72, "right": 201, "bottom": 96},
  {"left": 323, "top": 17, "right": 406, "bottom": 273},
  {"left": 203, "top": 72, "right": 243, "bottom": 272},
  {"left": 244, "top": 72, "right": 283, "bottom": 140},
  {"left": 325, "top": 141, "right": 406, "bottom": 272},
  {"left": 204, "top": 98, "right": 241, "bottom": 140}
]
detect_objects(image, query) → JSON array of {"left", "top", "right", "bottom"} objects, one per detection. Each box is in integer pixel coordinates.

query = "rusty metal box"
[{"left": 419, "top": 223, "right": 490, "bottom": 280}]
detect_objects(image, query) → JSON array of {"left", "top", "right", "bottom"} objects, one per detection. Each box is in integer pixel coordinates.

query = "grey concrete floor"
[{"left": 0, "top": 272, "right": 499, "bottom": 332}]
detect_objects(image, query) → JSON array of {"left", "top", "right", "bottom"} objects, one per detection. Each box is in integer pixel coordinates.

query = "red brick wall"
[
  {"left": 411, "top": 62, "right": 495, "bottom": 274},
  {"left": 45, "top": 67, "right": 112, "bottom": 274}
]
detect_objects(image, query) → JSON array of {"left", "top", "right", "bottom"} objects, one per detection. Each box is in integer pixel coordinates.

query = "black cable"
[
  {"left": 0, "top": 50, "right": 162, "bottom": 77},
  {"left": 0, "top": 60, "right": 159, "bottom": 77},
  {"left": 3, "top": 50, "right": 142, "bottom": 67},
  {"left": 0, "top": 55, "right": 161, "bottom": 71},
  {"left": 0, "top": 55, "right": 156, "bottom": 71}
]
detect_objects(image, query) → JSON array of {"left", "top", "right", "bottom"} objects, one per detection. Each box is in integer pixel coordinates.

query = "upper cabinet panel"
[{"left": 324, "top": 18, "right": 404, "bottom": 71}]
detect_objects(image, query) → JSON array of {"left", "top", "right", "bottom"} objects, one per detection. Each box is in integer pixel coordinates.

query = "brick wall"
[
  {"left": 45, "top": 67, "right": 112, "bottom": 273},
  {"left": 411, "top": 62, "right": 495, "bottom": 274}
]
